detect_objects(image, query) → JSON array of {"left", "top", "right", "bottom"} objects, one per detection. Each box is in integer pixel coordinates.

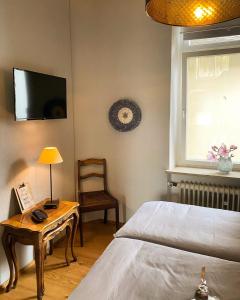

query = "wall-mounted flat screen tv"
[{"left": 14, "top": 68, "right": 67, "bottom": 121}]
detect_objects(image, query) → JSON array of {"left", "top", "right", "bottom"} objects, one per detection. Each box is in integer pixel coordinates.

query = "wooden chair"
[{"left": 78, "top": 158, "right": 120, "bottom": 247}]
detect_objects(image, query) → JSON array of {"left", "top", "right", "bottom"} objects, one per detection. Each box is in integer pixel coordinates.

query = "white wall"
[
  {"left": 70, "top": 0, "right": 172, "bottom": 221},
  {"left": 0, "top": 0, "right": 172, "bottom": 284},
  {"left": 0, "top": 0, "right": 75, "bottom": 284}
]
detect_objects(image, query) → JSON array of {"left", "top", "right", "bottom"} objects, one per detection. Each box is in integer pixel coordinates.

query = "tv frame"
[{"left": 13, "top": 68, "right": 67, "bottom": 121}]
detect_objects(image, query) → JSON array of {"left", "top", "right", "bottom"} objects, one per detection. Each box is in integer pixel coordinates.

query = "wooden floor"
[{"left": 0, "top": 220, "right": 115, "bottom": 300}]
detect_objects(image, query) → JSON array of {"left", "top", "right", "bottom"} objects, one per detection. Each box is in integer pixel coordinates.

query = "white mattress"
[
  {"left": 68, "top": 238, "right": 240, "bottom": 300},
  {"left": 115, "top": 201, "right": 240, "bottom": 262}
]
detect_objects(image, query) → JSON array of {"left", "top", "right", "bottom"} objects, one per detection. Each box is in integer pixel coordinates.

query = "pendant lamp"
[{"left": 145, "top": 0, "right": 240, "bottom": 27}]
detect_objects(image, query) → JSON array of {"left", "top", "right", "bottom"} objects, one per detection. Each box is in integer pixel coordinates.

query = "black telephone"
[{"left": 31, "top": 209, "right": 48, "bottom": 223}]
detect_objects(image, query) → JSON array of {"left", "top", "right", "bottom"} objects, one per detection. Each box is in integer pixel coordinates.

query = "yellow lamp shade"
[
  {"left": 145, "top": 0, "right": 240, "bottom": 27},
  {"left": 38, "top": 147, "right": 63, "bottom": 165}
]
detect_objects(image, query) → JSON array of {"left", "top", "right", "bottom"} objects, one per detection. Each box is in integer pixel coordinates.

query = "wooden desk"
[{"left": 1, "top": 200, "right": 79, "bottom": 300}]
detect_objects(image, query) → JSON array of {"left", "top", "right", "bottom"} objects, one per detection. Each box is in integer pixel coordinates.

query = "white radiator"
[{"left": 177, "top": 181, "right": 240, "bottom": 212}]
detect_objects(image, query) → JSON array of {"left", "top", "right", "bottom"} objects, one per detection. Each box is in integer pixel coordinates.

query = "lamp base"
[{"left": 44, "top": 199, "right": 59, "bottom": 209}]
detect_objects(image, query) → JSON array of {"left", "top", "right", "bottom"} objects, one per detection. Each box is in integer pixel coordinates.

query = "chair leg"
[
  {"left": 79, "top": 212, "right": 84, "bottom": 247},
  {"left": 115, "top": 204, "right": 120, "bottom": 231},
  {"left": 104, "top": 209, "right": 108, "bottom": 224}
]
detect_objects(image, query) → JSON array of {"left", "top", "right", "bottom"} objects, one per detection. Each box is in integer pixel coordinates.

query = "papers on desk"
[{"left": 14, "top": 183, "right": 35, "bottom": 213}]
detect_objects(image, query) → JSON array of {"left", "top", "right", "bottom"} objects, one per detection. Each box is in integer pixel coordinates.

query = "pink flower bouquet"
[{"left": 207, "top": 144, "right": 237, "bottom": 161}]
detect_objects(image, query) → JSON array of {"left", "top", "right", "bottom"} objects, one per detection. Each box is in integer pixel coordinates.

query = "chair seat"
[{"left": 79, "top": 191, "right": 117, "bottom": 212}]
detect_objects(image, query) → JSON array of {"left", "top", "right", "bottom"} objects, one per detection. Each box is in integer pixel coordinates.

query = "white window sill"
[{"left": 166, "top": 167, "right": 240, "bottom": 180}]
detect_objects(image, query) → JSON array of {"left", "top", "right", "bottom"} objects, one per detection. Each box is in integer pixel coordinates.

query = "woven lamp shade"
[{"left": 145, "top": 0, "right": 240, "bottom": 27}]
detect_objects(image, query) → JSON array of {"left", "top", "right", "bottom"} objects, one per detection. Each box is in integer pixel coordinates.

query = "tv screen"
[{"left": 14, "top": 68, "right": 67, "bottom": 121}]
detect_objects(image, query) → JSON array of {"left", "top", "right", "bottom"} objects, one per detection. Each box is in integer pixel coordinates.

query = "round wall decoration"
[{"left": 109, "top": 99, "right": 142, "bottom": 132}]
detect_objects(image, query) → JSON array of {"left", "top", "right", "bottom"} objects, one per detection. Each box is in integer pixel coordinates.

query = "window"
[
  {"left": 171, "top": 20, "right": 240, "bottom": 167},
  {"left": 185, "top": 50, "right": 240, "bottom": 162}
]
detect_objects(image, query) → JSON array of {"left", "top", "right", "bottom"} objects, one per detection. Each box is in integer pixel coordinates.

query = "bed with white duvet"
[
  {"left": 69, "top": 201, "right": 240, "bottom": 299},
  {"left": 115, "top": 201, "right": 240, "bottom": 262},
  {"left": 69, "top": 237, "right": 240, "bottom": 300}
]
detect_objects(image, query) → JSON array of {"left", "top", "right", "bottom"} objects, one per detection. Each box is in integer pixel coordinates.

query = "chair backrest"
[{"left": 78, "top": 158, "right": 107, "bottom": 196}]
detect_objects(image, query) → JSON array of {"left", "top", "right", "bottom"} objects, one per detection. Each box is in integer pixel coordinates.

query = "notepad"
[{"left": 14, "top": 183, "right": 36, "bottom": 213}]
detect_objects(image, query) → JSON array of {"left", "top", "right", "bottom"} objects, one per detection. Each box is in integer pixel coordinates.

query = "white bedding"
[
  {"left": 115, "top": 201, "right": 240, "bottom": 262},
  {"left": 68, "top": 238, "right": 240, "bottom": 300}
]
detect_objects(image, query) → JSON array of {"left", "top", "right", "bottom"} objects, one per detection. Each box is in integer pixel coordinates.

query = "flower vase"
[{"left": 217, "top": 157, "right": 233, "bottom": 174}]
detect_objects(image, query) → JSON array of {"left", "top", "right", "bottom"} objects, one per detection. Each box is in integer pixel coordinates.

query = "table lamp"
[{"left": 38, "top": 147, "right": 63, "bottom": 209}]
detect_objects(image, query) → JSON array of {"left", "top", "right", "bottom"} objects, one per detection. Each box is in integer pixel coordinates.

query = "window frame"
[{"left": 172, "top": 27, "right": 240, "bottom": 170}]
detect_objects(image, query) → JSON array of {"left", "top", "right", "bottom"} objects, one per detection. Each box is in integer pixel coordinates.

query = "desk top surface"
[{"left": 1, "top": 200, "right": 79, "bottom": 233}]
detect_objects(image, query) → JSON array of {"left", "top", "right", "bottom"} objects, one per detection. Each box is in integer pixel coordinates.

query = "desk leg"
[
  {"left": 49, "top": 240, "right": 53, "bottom": 255},
  {"left": 2, "top": 231, "right": 15, "bottom": 292},
  {"left": 42, "top": 242, "right": 45, "bottom": 294},
  {"left": 71, "top": 212, "right": 79, "bottom": 262},
  {"left": 11, "top": 238, "right": 19, "bottom": 289},
  {"left": 65, "top": 226, "right": 71, "bottom": 266},
  {"left": 34, "top": 239, "right": 44, "bottom": 300}
]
